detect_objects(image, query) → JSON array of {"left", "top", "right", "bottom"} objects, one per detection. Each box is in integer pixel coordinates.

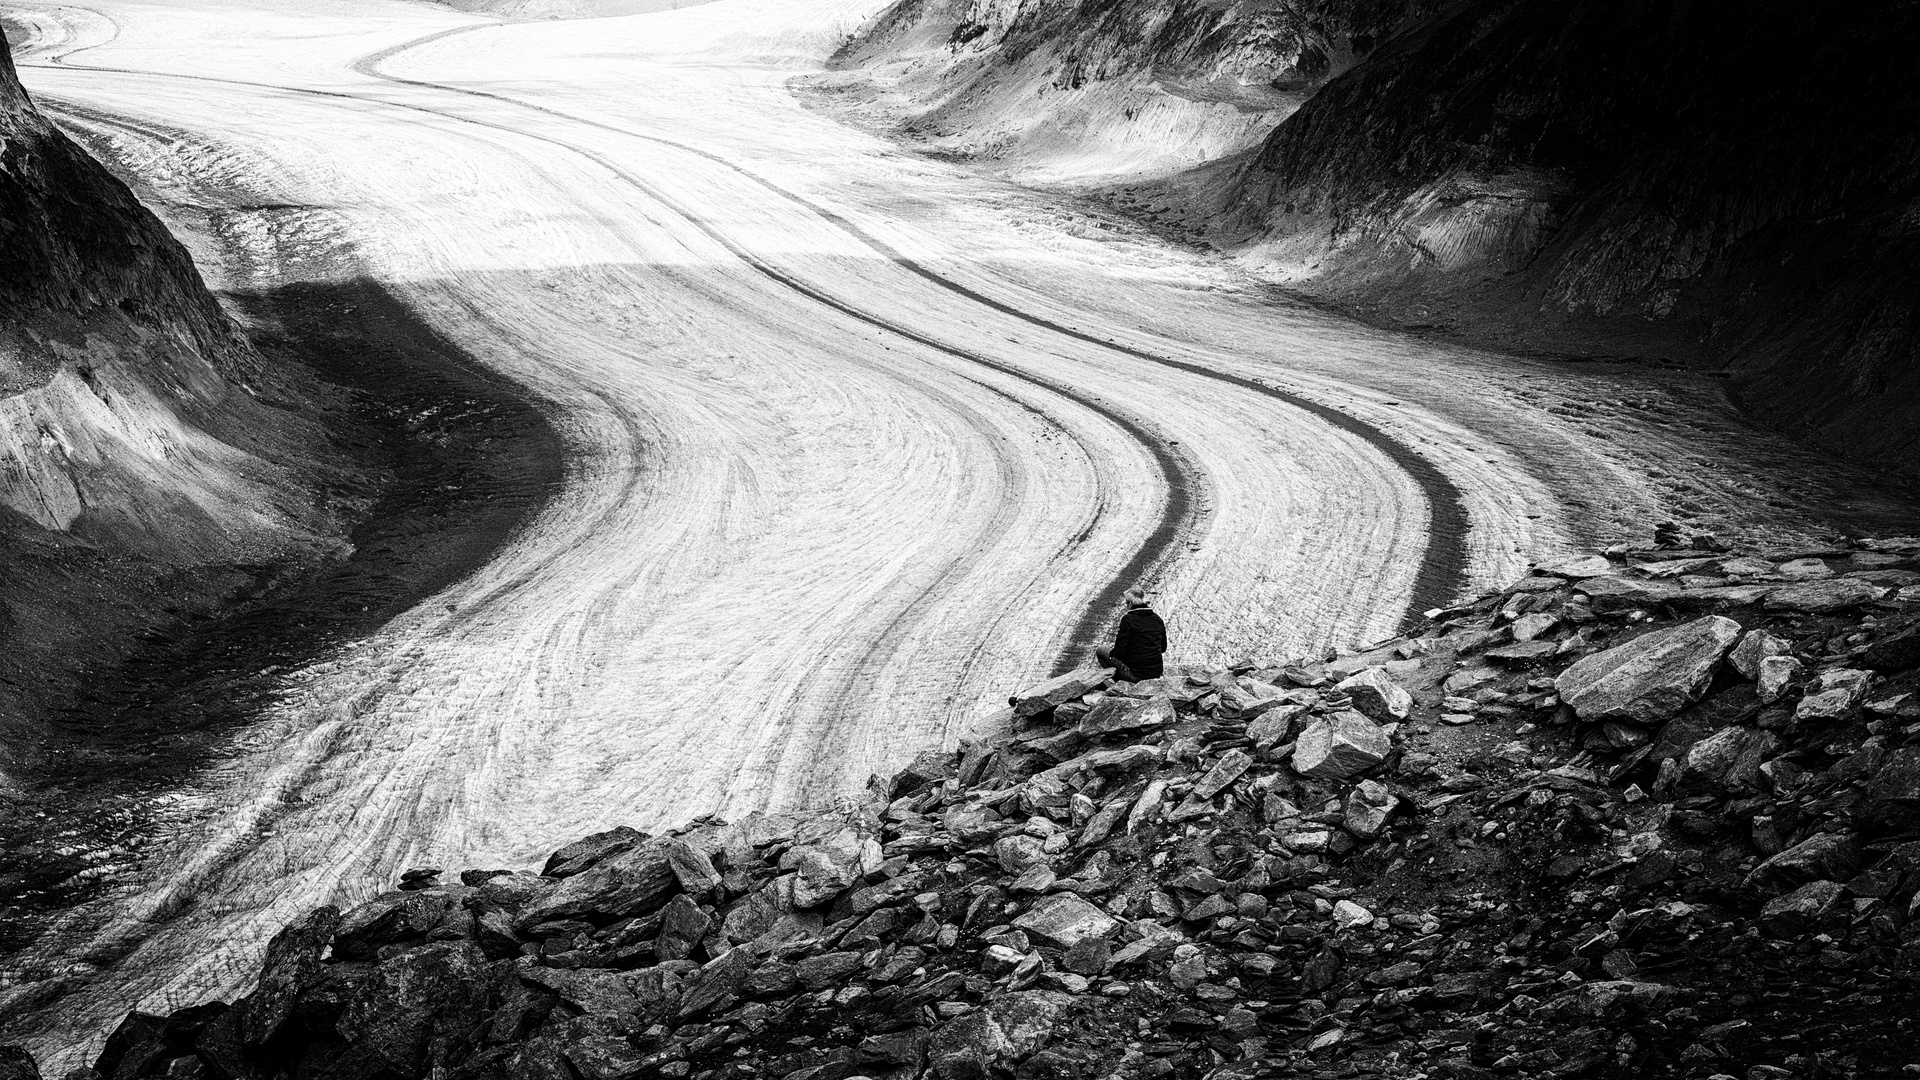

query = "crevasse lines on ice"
[
  {"left": 350, "top": 24, "right": 1471, "bottom": 625},
  {"left": 26, "top": 42, "right": 1217, "bottom": 775},
  {"left": 3, "top": 35, "right": 1183, "bottom": 1054}
]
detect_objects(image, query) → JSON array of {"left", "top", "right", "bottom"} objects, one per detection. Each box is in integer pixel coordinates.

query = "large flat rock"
[{"left": 1556, "top": 616, "right": 1741, "bottom": 723}]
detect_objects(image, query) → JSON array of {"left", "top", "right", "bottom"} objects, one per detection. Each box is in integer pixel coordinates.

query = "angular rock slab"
[
  {"left": 1012, "top": 892, "right": 1118, "bottom": 949},
  {"left": 1291, "top": 711, "right": 1391, "bottom": 781},
  {"left": 1674, "top": 726, "right": 1777, "bottom": 796},
  {"left": 1555, "top": 615, "right": 1741, "bottom": 723},
  {"left": 1012, "top": 665, "right": 1110, "bottom": 718},
  {"left": 1795, "top": 668, "right": 1873, "bottom": 720},
  {"left": 1729, "top": 629, "right": 1792, "bottom": 679},
  {"left": 1763, "top": 578, "right": 1887, "bottom": 613},
  {"left": 1077, "top": 693, "right": 1173, "bottom": 737},
  {"left": 1334, "top": 667, "right": 1413, "bottom": 723}
]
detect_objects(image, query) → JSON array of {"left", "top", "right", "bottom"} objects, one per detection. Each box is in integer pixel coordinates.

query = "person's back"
[{"left": 1100, "top": 588, "right": 1166, "bottom": 681}]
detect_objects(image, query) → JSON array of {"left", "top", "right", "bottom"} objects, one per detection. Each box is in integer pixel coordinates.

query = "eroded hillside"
[{"left": 0, "top": 25, "right": 350, "bottom": 748}]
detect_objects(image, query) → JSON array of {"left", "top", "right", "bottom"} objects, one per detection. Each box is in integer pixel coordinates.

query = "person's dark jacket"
[{"left": 1112, "top": 605, "right": 1167, "bottom": 679}]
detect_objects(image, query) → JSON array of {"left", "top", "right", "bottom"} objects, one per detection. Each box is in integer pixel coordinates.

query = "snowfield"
[{"left": 0, "top": 0, "right": 1789, "bottom": 1062}]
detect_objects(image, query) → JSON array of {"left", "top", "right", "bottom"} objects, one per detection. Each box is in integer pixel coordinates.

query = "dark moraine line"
[{"left": 351, "top": 29, "right": 1473, "bottom": 627}]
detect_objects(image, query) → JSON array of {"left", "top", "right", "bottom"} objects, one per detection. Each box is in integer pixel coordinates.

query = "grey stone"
[
  {"left": 1012, "top": 666, "right": 1110, "bottom": 718},
  {"left": 1553, "top": 980, "right": 1675, "bottom": 1022},
  {"left": 331, "top": 888, "right": 461, "bottom": 961},
  {"left": 1757, "top": 655, "right": 1803, "bottom": 704},
  {"left": 1510, "top": 612, "right": 1560, "bottom": 641},
  {"left": 1342, "top": 779, "right": 1399, "bottom": 839},
  {"left": 1763, "top": 578, "right": 1887, "bottom": 613},
  {"left": 543, "top": 826, "right": 648, "bottom": 878},
  {"left": 516, "top": 839, "right": 678, "bottom": 928},
  {"left": 1011, "top": 893, "right": 1118, "bottom": 949},
  {"left": 1749, "top": 832, "right": 1860, "bottom": 888},
  {"left": 928, "top": 1010, "right": 1011, "bottom": 1080},
  {"left": 1574, "top": 576, "right": 1686, "bottom": 613},
  {"left": 337, "top": 942, "right": 491, "bottom": 1075},
  {"left": 1729, "top": 630, "right": 1792, "bottom": 679},
  {"left": 676, "top": 947, "right": 754, "bottom": 1017},
  {"left": 1795, "top": 668, "right": 1873, "bottom": 720},
  {"left": 1077, "top": 694, "right": 1173, "bottom": 737},
  {"left": 1246, "top": 705, "right": 1306, "bottom": 750},
  {"left": 1333, "top": 668, "right": 1412, "bottom": 723},
  {"left": 1290, "top": 711, "right": 1391, "bottom": 781},
  {"left": 794, "top": 950, "right": 866, "bottom": 990},
  {"left": 236, "top": 905, "right": 340, "bottom": 1046},
  {"left": 790, "top": 827, "right": 883, "bottom": 908},
  {"left": 993, "top": 834, "right": 1049, "bottom": 874},
  {"left": 1555, "top": 616, "right": 1741, "bottom": 723},
  {"left": 664, "top": 839, "right": 723, "bottom": 896},
  {"left": 1189, "top": 749, "right": 1253, "bottom": 800},
  {"left": 655, "top": 895, "right": 712, "bottom": 962},
  {"left": 1674, "top": 727, "right": 1777, "bottom": 797},
  {"left": 1759, "top": 880, "right": 1846, "bottom": 935},
  {"left": 1540, "top": 553, "right": 1614, "bottom": 578}
]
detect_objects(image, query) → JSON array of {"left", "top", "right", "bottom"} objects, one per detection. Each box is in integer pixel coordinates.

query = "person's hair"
[{"left": 1123, "top": 587, "right": 1149, "bottom": 605}]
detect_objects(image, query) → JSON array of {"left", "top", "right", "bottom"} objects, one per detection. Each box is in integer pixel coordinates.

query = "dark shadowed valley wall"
[
  {"left": 0, "top": 29, "right": 349, "bottom": 760},
  {"left": 1218, "top": 0, "right": 1920, "bottom": 482},
  {"left": 834, "top": 0, "right": 1920, "bottom": 486}
]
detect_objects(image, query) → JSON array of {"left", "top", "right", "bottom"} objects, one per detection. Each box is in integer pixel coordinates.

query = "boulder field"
[{"left": 15, "top": 533, "right": 1920, "bottom": 1080}]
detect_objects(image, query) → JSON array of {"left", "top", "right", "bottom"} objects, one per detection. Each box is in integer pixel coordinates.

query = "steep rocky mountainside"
[
  {"left": 824, "top": 0, "right": 1433, "bottom": 181},
  {"left": 29, "top": 532, "right": 1920, "bottom": 1079},
  {"left": 0, "top": 30, "right": 344, "bottom": 755},
  {"left": 829, "top": 0, "right": 1920, "bottom": 486},
  {"left": 1205, "top": 0, "right": 1920, "bottom": 483}
]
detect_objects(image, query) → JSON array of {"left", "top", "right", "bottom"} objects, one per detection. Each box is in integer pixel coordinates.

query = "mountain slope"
[
  {"left": 0, "top": 28, "right": 342, "bottom": 757},
  {"left": 832, "top": 0, "right": 1920, "bottom": 485},
  {"left": 1210, "top": 0, "right": 1920, "bottom": 479}
]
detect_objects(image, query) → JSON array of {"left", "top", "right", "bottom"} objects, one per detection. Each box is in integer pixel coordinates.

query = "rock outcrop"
[{"left": 24, "top": 532, "right": 1920, "bottom": 1079}]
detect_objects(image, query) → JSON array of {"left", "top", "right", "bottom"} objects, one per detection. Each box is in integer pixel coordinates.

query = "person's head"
[{"left": 1123, "top": 587, "right": 1150, "bottom": 608}]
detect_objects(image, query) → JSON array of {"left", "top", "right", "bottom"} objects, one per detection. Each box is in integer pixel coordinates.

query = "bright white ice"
[{"left": 0, "top": 0, "right": 1727, "bottom": 1061}]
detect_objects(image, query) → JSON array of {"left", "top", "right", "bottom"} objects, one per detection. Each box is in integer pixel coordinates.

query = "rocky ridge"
[{"left": 16, "top": 532, "right": 1920, "bottom": 1079}]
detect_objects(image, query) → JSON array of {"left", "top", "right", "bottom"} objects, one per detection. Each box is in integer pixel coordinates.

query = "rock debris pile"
[{"left": 15, "top": 537, "right": 1920, "bottom": 1080}]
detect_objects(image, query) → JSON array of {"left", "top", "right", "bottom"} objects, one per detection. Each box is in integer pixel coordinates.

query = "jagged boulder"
[
  {"left": 542, "top": 825, "right": 648, "bottom": 877},
  {"left": 1729, "top": 629, "right": 1792, "bottom": 679},
  {"left": 789, "top": 826, "right": 882, "bottom": 908},
  {"left": 516, "top": 838, "right": 680, "bottom": 928},
  {"left": 1794, "top": 668, "right": 1873, "bottom": 720},
  {"left": 1291, "top": 711, "right": 1391, "bottom": 780},
  {"left": 1555, "top": 616, "right": 1742, "bottom": 723},
  {"left": 1334, "top": 667, "right": 1412, "bottom": 722},
  {"left": 337, "top": 941, "right": 492, "bottom": 1076},
  {"left": 236, "top": 906, "right": 341, "bottom": 1045},
  {"left": 1673, "top": 727, "right": 1777, "bottom": 796},
  {"left": 1012, "top": 893, "right": 1117, "bottom": 949}
]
